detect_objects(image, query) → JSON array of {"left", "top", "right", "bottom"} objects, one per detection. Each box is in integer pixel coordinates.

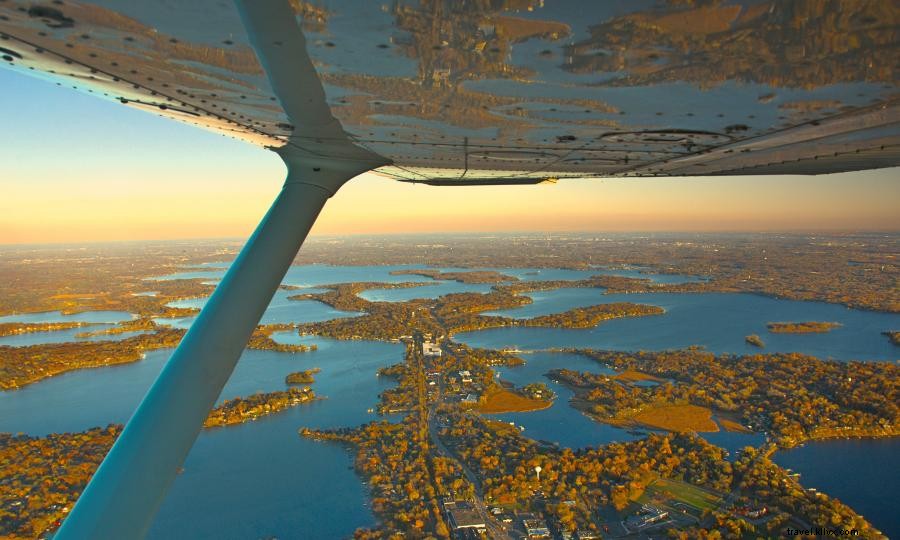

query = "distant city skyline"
[{"left": 1, "top": 69, "right": 898, "bottom": 245}]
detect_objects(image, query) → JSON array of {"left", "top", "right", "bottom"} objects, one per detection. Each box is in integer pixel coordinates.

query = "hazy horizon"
[{"left": 2, "top": 229, "right": 899, "bottom": 250}]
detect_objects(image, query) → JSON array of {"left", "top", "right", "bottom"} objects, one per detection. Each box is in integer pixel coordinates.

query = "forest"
[
  {"left": 203, "top": 387, "right": 316, "bottom": 428},
  {"left": 555, "top": 348, "right": 898, "bottom": 447},
  {"left": 441, "top": 411, "right": 883, "bottom": 538}
]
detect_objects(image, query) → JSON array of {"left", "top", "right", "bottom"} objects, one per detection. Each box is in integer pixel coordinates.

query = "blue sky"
[{"left": 1, "top": 67, "right": 898, "bottom": 244}]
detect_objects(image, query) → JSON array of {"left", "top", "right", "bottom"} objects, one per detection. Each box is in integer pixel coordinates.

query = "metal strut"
[
  {"left": 55, "top": 159, "right": 371, "bottom": 539},
  {"left": 58, "top": 0, "right": 388, "bottom": 533}
]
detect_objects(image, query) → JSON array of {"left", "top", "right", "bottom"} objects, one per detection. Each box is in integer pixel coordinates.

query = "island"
[
  {"left": 766, "top": 321, "right": 842, "bottom": 334},
  {"left": 0, "top": 322, "right": 317, "bottom": 390},
  {"left": 247, "top": 324, "right": 317, "bottom": 353},
  {"left": 285, "top": 368, "right": 320, "bottom": 385},
  {"left": 203, "top": 387, "right": 316, "bottom": 428},
  {"left": 389, "top": 269, "right": 519, "bottom": 283},
  {"left": 0, "top": 321, "right": 87, "bottom": 337},
  {"left": 73, "top": 317, "right": 158, "bottom": 337},
  {"left": 0, "top": 329, "right": 186, "bottom": 390},
  {"left": 521, "top": 303, "right": 663, "bottom": 329},
  {"left": 745, "top": 334, "right": 765, "bottom": 347}
]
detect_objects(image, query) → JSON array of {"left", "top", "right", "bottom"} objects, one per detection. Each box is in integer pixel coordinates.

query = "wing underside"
[{"left": 1, "top": 0, "right": 898, "bottom": 184}]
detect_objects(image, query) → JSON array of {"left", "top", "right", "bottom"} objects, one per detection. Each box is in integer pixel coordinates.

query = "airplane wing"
[
  {"left": 2, "top": 0, "right": 898, "bottom": 185},
  {"left": 4, "top": 3, "right": 898, "bottom": 538}
]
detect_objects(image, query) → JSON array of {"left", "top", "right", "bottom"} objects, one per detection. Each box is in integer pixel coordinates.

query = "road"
[
  {"left": 422, "top": 338, "right": 512, "bottom": 539},
  {"left": 703, "top": 442, "right": 789, "bottom": 529}
]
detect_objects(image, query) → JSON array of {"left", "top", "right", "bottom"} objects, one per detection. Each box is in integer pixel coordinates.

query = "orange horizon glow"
[{"left": 2, "top": 166, "right": 899, "bottom": 245}]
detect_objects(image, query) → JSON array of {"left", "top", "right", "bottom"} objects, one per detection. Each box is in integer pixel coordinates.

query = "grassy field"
[
  {"left": 638, "top": 477, "right": 723, "bottom": 512},
  {"left": 475, "top": 389, "right": 552, "bottom": 414},
  {"left": 614, "top": 370, "right": 664, "bottom": 383},
  {"left": 631, "top": 404, "right": 719, "bottom": 432},
  {"left": 718, "top": 415, "right": 752, "bottom": 433}
]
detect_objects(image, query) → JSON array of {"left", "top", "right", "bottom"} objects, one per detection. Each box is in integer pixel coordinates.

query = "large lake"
[
  {"left": 1, "top": 263, "right": 897, "bottom": 538},
  {"left": 465, "top": 289, "right": 899, "bottom": 362},
  {"left": 0, "top": 336, "right": 402, "bottom": 539}
]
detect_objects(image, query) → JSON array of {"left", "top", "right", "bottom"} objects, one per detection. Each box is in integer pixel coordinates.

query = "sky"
[{"left": 0, "top": 68, "right": 898, "bottom": 245}]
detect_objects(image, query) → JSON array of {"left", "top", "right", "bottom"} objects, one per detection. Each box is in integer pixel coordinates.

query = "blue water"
[
  {"left": 359, "top": 281, "right": 492, "bottom": 302},
  {"left": 589, "top": 265, "right": 708, "bottom": 285},
  {"left": 489, "top": 351, "right": 764, "bottom": 455},
  {"left": 482, "top": 287, "right": 609, "bottom": 318},
  {"left": 148, "top": 263, "right": 440, "bottom": 286},
  {"left": 775, "top": 439, "right": 899, "bottom": 538},
  {"left": 0, "top": 310, "right": 140, "bottom": 347},
  {"left": 151, "top": 262, "right": 700, "bottom": 291},
  {"left": 154, "top": 288, "right": 361, "bottom": 329},
  {"left": 0, "top": 336, "right": 402, "bottom": 539},
  {"left": 489, "top": 351, "right": 644, "bottom": 448},
  {"left": 0, "top": 326, "right": 147, "bottom": 347},
  {"left": 457, "top": 286, "right": 898, "bottom": 535},
  {"left": 416, "top": 265, "right": 702, "bottom": 285},
  {"left": 151, "top": 336, "right": 403, "bottom": 539},
  {"left": 463, "top": 291, "right": 899, "bottom": 362},
  {"left": 356, "top": 265, "right": 700, "bottom": 302}
]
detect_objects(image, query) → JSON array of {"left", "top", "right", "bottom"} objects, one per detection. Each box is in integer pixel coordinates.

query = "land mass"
[
  {"left": 1, "top": 236, "right": 896, "bottom": 539},
  {"left": 0, "top": 322, "right": 88, "bottom": 337},
  {"left": 767, "top": 321, "right": 842, "bottom": 334},
  {"left": 389, "top": 269, "right": 519, "bottom": 283},
  {"left": 475, "top": 387, "right": 552, "bottom": 414},
  {"left": 0, "top": 323, "right": 316, "bottom": 390},
  {"left": 745, "top": 334, "right": 765, "bottom": 347},
  {"left": 204, "top": 387, "right": 316, "bottom": 428},
  {"left": 551, "top": 348, "right": 898, "bottom": 448},
  {"left": 285, "top": 368, "right": 320, "bottom": 385}
]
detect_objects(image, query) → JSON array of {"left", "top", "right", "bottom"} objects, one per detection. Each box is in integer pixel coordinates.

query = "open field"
[
  {"left": 475, "top": 389, "right": 552, "bottom": 414},
  {"left": 718, "top": 416, "right": 752, "bottom": 433},
  {"left": 614, "top": 370, "right": 665, "bottom": 383},
  {"left": 638, "top": 477, "right": 723, "bottom": 513},
  {"left": 631, "top": 404, "right": 719, "bottom": 433}
]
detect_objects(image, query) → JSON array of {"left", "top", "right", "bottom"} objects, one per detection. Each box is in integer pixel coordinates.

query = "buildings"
[
  {"left": 625, "top": 504, "right": 670, "bottom": 531},
  {"left": 521, "top": 514, "right": 551, "bottom": 538},
  {"left": 444, "top": 501, "right": 486, "bottom": 537},
  {"left": 462, "top": 393, "right": 479, "bottom": 405},
  {"left": 423, "top": 341, "right": 442, "bottom": 357}
]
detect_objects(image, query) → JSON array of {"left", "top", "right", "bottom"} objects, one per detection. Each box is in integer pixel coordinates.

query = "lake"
[
  {"left": 0, "top": 335, "right": 403, "bottom": 539},
  {"left": 465, "top": 290, "right": 899, "bottom": 362},
  {"left": 2, "top": 263, "right": 897, "bottom": 537},
  {"left": 486, "top": 351, "right": 766, "bottom": 455},
  {"left": 153, "top": 287, "right": 359, "bottom": 329},
  {"left": 775, "top": 439, "right": 899, "bottom": 538}
]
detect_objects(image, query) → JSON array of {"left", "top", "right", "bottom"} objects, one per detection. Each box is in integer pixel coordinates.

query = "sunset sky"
[{"left": 1, "top": 68, "right": 898, "bottom": 245}]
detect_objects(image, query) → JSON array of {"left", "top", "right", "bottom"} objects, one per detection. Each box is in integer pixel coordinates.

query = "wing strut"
[
  {"left": 56, "top": 1, "right": 387, "bottom": 537},
  {"left": 56, "top": 156, "right": 371, "bottom": 540}
]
